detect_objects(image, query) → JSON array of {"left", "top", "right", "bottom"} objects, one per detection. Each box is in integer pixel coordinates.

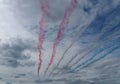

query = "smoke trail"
[
  {"left": 74, "top": 44, "right": 120, "bottom": 72},
  {"left": 66, "top": 28, "right": 108, "bottom": 66},
  {"left": 70, "top": 28, "right": 120, "bottom": 67},
  {"left": 38, "top": 0, "right": 49, "bottom": 78},
  {"left": 52, "top": 26, "right": 119, "bottom": 76},
  {"left": 53, "top": 30, "right": 119, "bottom": 76},
  {"left": 48, "top": 25, "right": 88, "bottom": 77},
  {"left": 71, "top": 5, "right": 120, "bottom": 68},
  {"left": 49, "top": 22, "right": 120, "bottom": 77},
  {"left": 48, "top": 11, "right": 115, "bottom": 76},
  {"left": 69, "top": 24, "right": 120, "bottom": 68},
  {"left": 71, "top": 37, "right": 120, "bottom": 72},
  {"left": 67, "top": 18, "right": 120, "bottom": 68},
  {"left": 48, "top": 0, "right": 120, "bottom": 77},
  {"left": 45, "top": 0, "right": 78, "bottom": 75}
]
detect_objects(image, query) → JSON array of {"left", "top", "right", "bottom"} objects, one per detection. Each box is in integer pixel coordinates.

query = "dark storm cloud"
[{"left": 0, "top": 38, "right": 37, "bottom": 68}]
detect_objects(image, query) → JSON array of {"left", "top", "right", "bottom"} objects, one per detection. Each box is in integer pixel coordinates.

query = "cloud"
[
  {"left": 67, "top": 80, "right": 90, "bottom": 84},
  {"left": 34, "top": 78, "right": 67, "bottom": 84},
  {"left": 0, "top": 80, "right": 6, "bottom": 84},
  {"left": 34, "top": 79, "right": 53, "bottom": 83},
  {"left": 13, "top": 73, "right": 26, "bottom": 79},
  {"left": 0, "top": 0, "right": 120, "bottom": 84},
  {"left": 6, "top": 82, "right": 12, "bottom": 84},
  {"left": 0, "top": 77, "right": 2, "bottom": 80},
  {"left": 0, "top": 38, "right": 37, "bottom": 68},
  {"left": 6, "top": 0, "right": 40, "bottom": 25}
]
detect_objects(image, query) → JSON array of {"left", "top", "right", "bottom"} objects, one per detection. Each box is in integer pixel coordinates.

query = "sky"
[{"left": 0, "top": 0, "right": 120, "bottom": 84}]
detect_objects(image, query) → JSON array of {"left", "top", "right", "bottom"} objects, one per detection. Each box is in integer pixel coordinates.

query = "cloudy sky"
[{"left": 0, "top": 0, "right": 120, "bottom": 84}]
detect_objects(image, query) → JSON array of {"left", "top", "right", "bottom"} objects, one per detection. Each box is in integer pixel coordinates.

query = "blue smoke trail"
[
  {"left": 69, "top": 25, "right": 120, "bottom": 68},
  {"left": 100, "top": 23, "right": 120, "bottom": 41},
  {"left": 68, "top": 5, "right": 120, "bottom": 68},
  {"left": 71, "top": 37, "right": 120, "bottom": 72},
  {"left": 73, "top": 45, "right": 120, "bottom": 72}
]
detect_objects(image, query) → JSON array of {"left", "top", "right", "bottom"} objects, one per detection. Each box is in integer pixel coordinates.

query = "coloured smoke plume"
[
  {"left": 38, "top": 0, "right": 49, "bottom": 78},
  {"left": 45, "top": 0, "right": 78, "bottom": 75}
]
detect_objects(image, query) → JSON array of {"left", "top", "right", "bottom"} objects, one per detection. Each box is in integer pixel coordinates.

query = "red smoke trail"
[
  {"left": 45, "top": 0, "right": 78, "bottom": 75},
  {"left": 38, "top": 0, "right": 49, "bottom": 78},
  {"left": 48, "top": 43, "right": 73, "bottom": 77}
]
